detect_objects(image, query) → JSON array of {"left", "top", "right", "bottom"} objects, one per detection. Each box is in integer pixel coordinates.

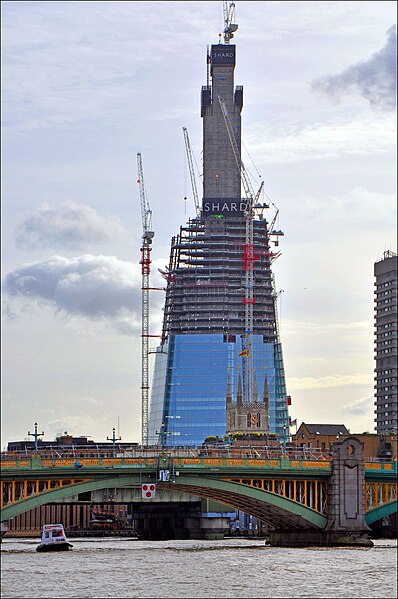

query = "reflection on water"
[{"left": 1, "top": 537, "right": 397, "bottom": 598}]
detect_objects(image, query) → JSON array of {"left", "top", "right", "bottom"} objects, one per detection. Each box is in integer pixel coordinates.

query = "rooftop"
[{"left": 302, "top": 424, "right": 350, "bottom": 436}]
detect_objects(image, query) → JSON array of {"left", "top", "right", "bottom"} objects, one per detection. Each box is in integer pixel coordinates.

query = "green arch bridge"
[{"left": 1, "top": 437, "right": 396, "bottom": 546}]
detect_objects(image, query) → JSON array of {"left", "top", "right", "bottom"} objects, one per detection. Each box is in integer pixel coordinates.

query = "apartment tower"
[{"left": 374, "top": 250, "right": 398, "bottom": 435}]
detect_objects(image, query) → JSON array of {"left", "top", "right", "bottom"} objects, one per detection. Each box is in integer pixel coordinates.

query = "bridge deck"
[{"left": 1, "top": 453, "right": 396, "bottom": 529}]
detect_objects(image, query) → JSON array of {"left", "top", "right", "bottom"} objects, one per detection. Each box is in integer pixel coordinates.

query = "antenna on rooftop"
[{"left": 223, "top": 1, "right": 238, "bottom": 44}]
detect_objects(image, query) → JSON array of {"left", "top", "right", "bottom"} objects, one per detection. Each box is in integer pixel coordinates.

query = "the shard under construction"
[{"left": 147, "top": 12, "right": 290, "bottom": 447}]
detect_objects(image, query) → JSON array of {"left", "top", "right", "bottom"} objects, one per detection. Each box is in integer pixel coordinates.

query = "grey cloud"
[
  {"left": 3, "top": 254, "right": 143, "bottom": 334},
  {"left": 312, "top": 26, "right": 397, "bottom": 111},
  {"left": 343, "top": 395, "right": 373, "bottom": 416},
  {"left": 14, "top": 201, "right": 123, "bottom": 250}
]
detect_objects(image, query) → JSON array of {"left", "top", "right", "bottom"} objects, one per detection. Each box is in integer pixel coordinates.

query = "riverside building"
[
  {"left": 374, "top": 250, "right": 398, "bottom": 436},
  {"left": 147, "top": 19, "right": 290, "bottom": 448}
]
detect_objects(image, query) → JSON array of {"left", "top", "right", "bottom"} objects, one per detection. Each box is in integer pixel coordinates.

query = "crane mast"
[
  {"left": 218, "top": 95, "right": 263, "bottom": 405},
  {"left": 137, "top": 152, "right": 154, "bottom": 446},
  {"left": 182, "top": 127, "right": 201, "bottom": 217}
]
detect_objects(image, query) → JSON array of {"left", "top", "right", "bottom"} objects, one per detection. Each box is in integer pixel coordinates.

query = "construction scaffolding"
[{"left": 160, "top": 215, "right": 278, "bottom": 344}]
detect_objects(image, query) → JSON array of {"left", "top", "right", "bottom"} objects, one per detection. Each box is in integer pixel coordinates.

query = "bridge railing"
[
  {"left": 0, "top": 452, "right": 331, "bottom": 473},
  {"left": 364, "top": 461, "right": 397, "bottom": 472},
  {"left": 0, "top": 445, "right": 333, "bottom": 462},
  {"left": 1, "top": 447, "right": 396, "bottom": 474}
]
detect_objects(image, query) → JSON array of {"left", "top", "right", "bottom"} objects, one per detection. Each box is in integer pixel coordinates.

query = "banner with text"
[{"left": 202, "top": 197, "right": 248, "bottom": 217}]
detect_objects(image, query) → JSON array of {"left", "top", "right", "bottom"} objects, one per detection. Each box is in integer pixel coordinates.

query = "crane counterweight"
[{"left": 223, "top": 1, "right": 238, "bottom": 44}]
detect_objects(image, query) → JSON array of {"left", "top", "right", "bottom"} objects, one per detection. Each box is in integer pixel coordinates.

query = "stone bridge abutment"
[{"left": 269, "top": 437, "right": 373, "bottom": 546}]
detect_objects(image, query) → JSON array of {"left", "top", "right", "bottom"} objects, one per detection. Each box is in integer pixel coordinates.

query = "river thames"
[{"left": 1, "top": 537, "right": 397, "bottom": 598}]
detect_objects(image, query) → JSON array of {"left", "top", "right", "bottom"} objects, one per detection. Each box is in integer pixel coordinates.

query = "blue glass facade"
[{"left": 148, "top": 334, "right": 288, "bottom": 447}]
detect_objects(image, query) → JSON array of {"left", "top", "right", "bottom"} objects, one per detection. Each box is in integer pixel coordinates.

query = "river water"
[{"left": 1, "top": 537, "right": 397, "bottom": 599}]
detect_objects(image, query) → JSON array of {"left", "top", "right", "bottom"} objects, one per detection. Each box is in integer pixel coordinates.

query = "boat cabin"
[{"left": 40, "top": 524, "right": 67, "bottom": 545}]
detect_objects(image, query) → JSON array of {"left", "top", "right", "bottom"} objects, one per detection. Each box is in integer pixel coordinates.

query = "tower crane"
[
  {"left": 218, "top": 95, "right": 263, "bottom": 405},
  {"left": 182, "top": 127, "right": 201, "bottom": 218},
  {"left": 137, "top": 152, "right": 154, "bottom": 447},
  {"left": 223, "top": 1, "right": 238, "bottom": 44}
]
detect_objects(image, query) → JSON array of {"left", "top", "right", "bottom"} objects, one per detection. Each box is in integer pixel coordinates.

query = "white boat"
[{"left": 36, "top": 524, "right": 73, "bottom": 552}]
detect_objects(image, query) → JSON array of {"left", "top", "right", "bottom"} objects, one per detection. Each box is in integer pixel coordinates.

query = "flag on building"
[
  {"left": 239, "top": 349, "right": 250, "bottom": 357},
  {"left": 290, "top": 418, "right": 297, "bottom": 427},
  {"left": 287, "top": 396, "right": 292, "bottom": 405}
]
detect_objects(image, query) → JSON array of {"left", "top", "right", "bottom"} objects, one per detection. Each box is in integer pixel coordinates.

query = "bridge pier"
[
  {"left": 131, "top": 500, "right": 232, "bottom": 541},
  {"left": 268, "top": 528, "right": 373, "bottom": 547},
  {"left": 269, "top": 437, "right": 373, "bottom": 547}
]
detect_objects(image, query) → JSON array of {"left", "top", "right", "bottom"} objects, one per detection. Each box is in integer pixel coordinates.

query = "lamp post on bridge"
[
  {"left": 156, "top": 422, "right": 168, "bottom": 459},
  {"left": 165, "top": 415, "right": 181, "bottom": 447},
  {"left": 27, "top": 422, "right": 44, "bottom": 457},
  {"left": 282, "top": 425, "right": 288, "bottom": 456},
  {"left": 157, "top": 416, "right": 181, "bottom": 458},
  {"left": 107, "top": 428, "right": 122, "bottom": 457}
]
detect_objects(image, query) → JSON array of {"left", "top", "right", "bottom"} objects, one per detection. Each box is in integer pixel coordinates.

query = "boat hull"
[{"left": 36, "top": 542, "right": 73, "bottom": 552}]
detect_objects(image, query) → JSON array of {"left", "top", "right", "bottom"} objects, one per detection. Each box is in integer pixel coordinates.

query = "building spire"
[
  {"left": 237, "top": 369, "right": 243, "bottom": 406},
  {"left": 252, "top": 369, "right": 258, "bottom": 402},
  {"left": 263, "top": 367, "right": 270, "bottom": 406},
  {"left": 226, "top": 369, "right": 232, "bottom": 405}
]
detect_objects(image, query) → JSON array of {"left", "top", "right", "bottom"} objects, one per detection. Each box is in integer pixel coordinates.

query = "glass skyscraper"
[{"left": 148, "top": 36, "right": 290, "bottom": 447}]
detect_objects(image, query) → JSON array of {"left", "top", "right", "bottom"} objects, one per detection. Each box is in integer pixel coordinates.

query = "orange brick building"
[{"left": 292, "top": 422, "right": 397, "bottom": 460}]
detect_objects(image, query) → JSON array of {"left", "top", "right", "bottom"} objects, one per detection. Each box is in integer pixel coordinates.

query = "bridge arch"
[
  {"left": 365, "top": 500, "right": 398, "bottom": 525},
  {"left": 165, "top": 475, "right": 327, "bottom": 529},
  {"left": 1, "top": 474, "right": 327, "bottom": 530}
]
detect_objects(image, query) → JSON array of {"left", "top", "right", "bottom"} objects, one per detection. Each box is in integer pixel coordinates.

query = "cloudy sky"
[{"left": 1, "top": 1, "right": 396, "bottom": 447}]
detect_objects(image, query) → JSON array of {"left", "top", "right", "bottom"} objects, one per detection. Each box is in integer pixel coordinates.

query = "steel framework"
[{"left": 137, "top": 153, "right": 154, "bottom": 446}]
